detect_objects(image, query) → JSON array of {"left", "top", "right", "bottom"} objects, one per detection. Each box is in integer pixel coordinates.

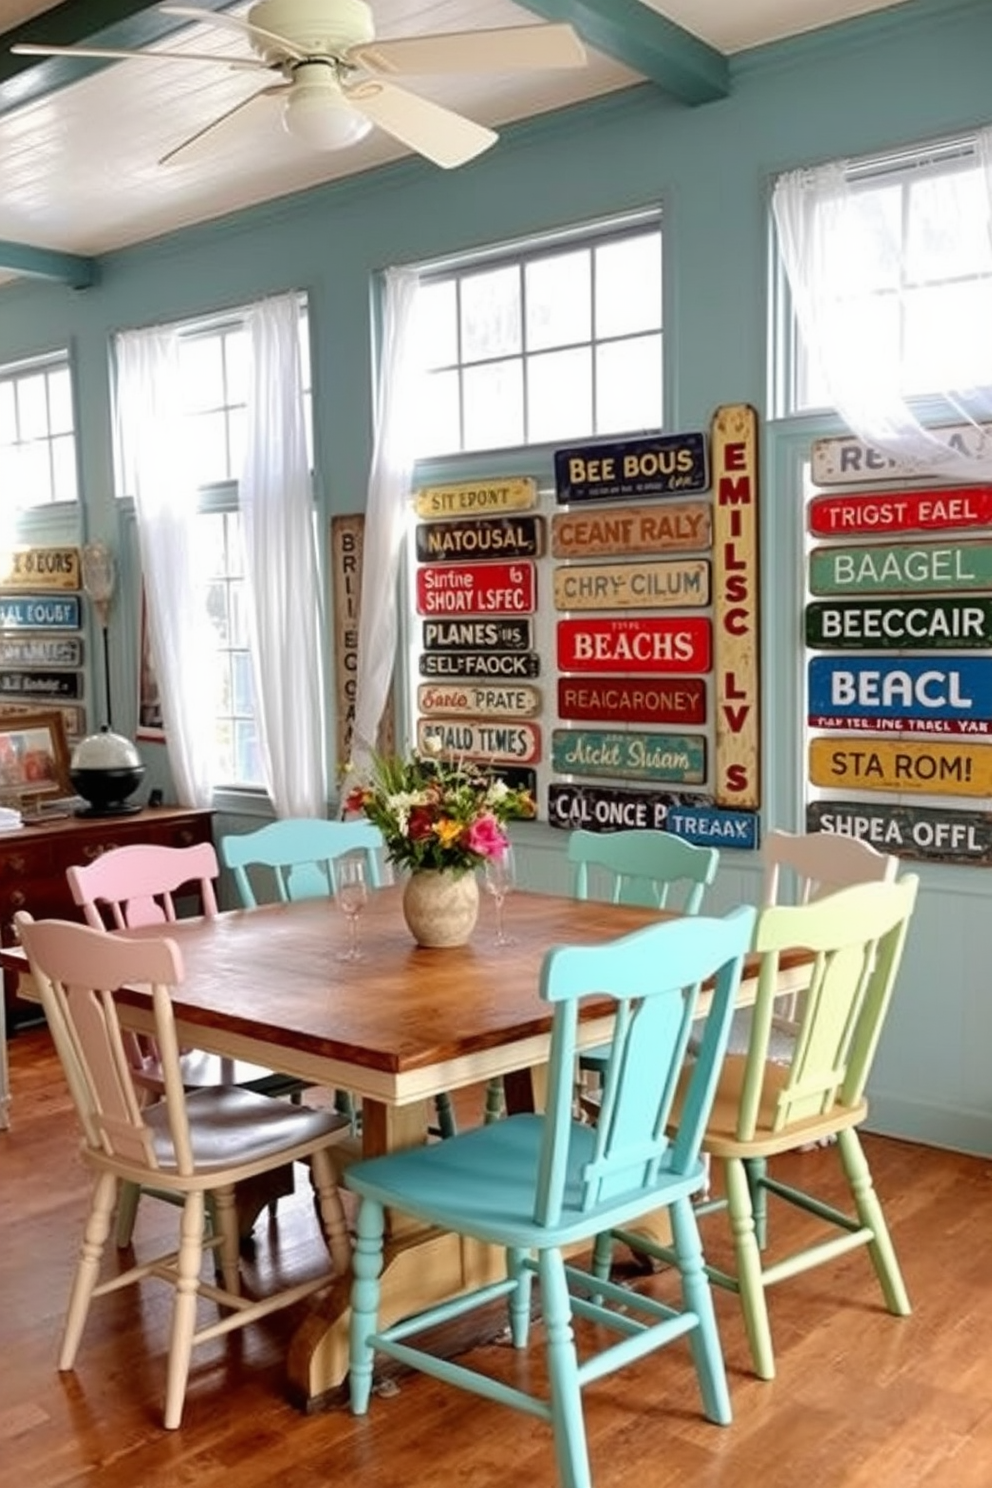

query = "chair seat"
[
  {"left": 139, "top": 1086, "right": 351, "bottom": 1176},
  {"left": 681, "top": 1055, "right": 869, "bottom": 1160},
  {"left": 346, "top": 1112, "right": 708, "bottom": 1250}
]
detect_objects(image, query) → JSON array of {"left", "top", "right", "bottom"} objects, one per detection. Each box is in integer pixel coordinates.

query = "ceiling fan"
[{"left": 12, "top": 0, "right": 588, "bottom": 170}]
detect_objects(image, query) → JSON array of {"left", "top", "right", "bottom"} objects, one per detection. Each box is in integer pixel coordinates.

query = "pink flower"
[{"left": 466, "top": 813, "right": 508, "bottom": 860}]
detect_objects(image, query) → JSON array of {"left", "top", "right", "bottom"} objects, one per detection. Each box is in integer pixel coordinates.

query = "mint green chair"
[
  {"left": 606, "top": 875, "right": 920, "bottom": 1382},
  {"left": 345, "top": 904, "right": 757, "bottom": 1488}
]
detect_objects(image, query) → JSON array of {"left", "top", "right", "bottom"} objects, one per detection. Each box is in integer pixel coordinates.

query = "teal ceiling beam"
[
  {"left": 0, "top": 240, "right": 97, "bottom": 288},
  {"left": 516, "top": 0, "right": 729, "bottom": 105}
]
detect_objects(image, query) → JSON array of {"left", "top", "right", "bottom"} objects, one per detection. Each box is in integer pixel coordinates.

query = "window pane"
[
  {"left": 186, "top": 410, "right": 228, "bottom": 483},
  {"left": 596, "top": 333, "right": 663, "bottom": 435},
  {"left": 229, "top": 582, "right": 250, "bottom": 647},
  {"left": 463, "top": 359, "right": 524, "bottom": 449},
  {"left": 227, "top": 406, "right": 247, "bottom": 480},
  {"left": 179, "top": 336, "right": 224, "bottom": 411},
  {"left": 903, "top": 279, "right": 992, "bottom": 391},
  {"left": 528, "top": 346, "right": 592, "bottom": 443},
  {"left": 233, "top": 719, "right": 263, "bottom": 786},
  {"left": 232, "top": 650, "right": 254, "bottom": 712},
  {"left": 223, "top": 327, "right": 249, "bottom": 406},
  {"left": 419, "top": 368, "right": 461, "bottom": 456},
  {"left": 461, "top": 266, "right": 521, "bottom": 363},
  {"left": 47, "top": 367, "right": 74, "bottom": 433},
  {"left": 838, "top": 182, "right": 902, "bottom": 290},
  {"left": 19, "top": 441, "right": 51, "bottom": 506},
  {"left": 526, "top": 250, "right": 590, "bottom": 352},
  {"left": 17, "top": 373, "right": 48, "bottom": 439},
  {"left": 906, "top": 170, "right": 989, "bottom": 281},
  {"left": 205, "top": 579, "right": 231, "bottom": 646},
  {"left": 596, "top": 233, "right": 663, "bottom": 337},
  {"left": 50, "top": 433, "right": 78, "bottom": 502},
  {"left": 418, "top": 280, "right": 458, "bottom": 369}
]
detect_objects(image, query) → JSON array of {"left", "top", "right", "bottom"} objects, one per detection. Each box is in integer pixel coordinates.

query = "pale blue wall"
[{"left": 1, "top": 0, "right": 989, "bottom": 1151}]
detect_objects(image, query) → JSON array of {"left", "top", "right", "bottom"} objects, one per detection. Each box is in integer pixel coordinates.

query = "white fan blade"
[
  {"left": 159, "top": 83, "right": 284, "bottom": 165},
  {"left": 345, "top": 80, "right": 496, "bottom": 170},
  {"left": 159, "top": 4, "right": 308, "bottom": 61},
  {"left": 11, "top": 40, "right": 264, "bottom": 71},
  {"left": 348, "top": 23, "right": 586, "bottom": 78}
]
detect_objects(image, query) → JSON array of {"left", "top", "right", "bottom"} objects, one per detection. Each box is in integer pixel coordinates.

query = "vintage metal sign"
[
  {"left": 551, "top": 501, "right": 712, "bottom": 558},
  {"left": 806, "top": 799, "right": 992, "bottom": 866},
  {"left": 419, "top": 651, "right": 540, "bottom": 680},
  {"left": 556, "top": 617, "right": 711, "bottom": 674},
  {"left": 0, "top": 595, "right": 80, "bottom": 630},
  {"left": 809, "top": 541, "right": 992, "bottom": 595},
  {"left": 417, "top": 682, "right": 542, "bottom": 719},
  {"left": 811, "top": 423, "right": 992, "bottom": 485},
  {"left": 414, "top": 514, "right": 544, "bottom": 563},
  {"left": 551, "top": 728, "right": 706, "bottom": 784},
  {"left": 416, "top": 718, "right": 541, "bottom": 765},
  {"left": 554, "top": 432, "right": 708, "bottom": 503},
  {"left": 329, "top": 515, "right": 395, "bottom": 765},
  {"left": 809, "top": 486, "right": 992, "bottom": 537},
  {"left": 547, "top": 782, "right": 759, "bottom": 848},
  {"left": 413, "top": 477, "right": 538, "bottom": 520},
  {"left": 809, "top": 737, "right": 992, "bottom": 797},
  {"left": 0, "top": 546, "right": 80, "bottom": 591},
  {"left": 805, "top": 597, "right": 992, "bottom": 650},
  {"left": 416, "top": 562, "right": 535, "bottom": 616},
  {"left": 712, "top": 403, "right": 760, "bottom": 810},
  {"left": 0, "top": 669, "right": 83, "bottom": 700},
  {"left": 808, "top": 656, "right": 992, "bottom": 733},
  {"left": 0, "top": 634, "right": 82, "bottom": 667},
  {"left": 421, "top": 618, "right": 531, "bottom": 652},
  {"left": 553, "top": 559, "right": 709, "bottom": 611},
  {"left": 557, "top": 676, "right": 706, "bottom": 726}
]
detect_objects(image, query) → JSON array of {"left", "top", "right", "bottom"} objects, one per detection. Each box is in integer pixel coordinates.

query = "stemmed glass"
[
  {"left": 335, "top": 857, "right": 368, "bottom": 962},
  {"left": 484, "top": 844, "right": 516, "bottom": 947}
]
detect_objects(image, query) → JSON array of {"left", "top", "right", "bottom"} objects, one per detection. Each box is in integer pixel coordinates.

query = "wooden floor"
[{"left": 3, "top": 1024, "right": 992, "bottom": 1488}]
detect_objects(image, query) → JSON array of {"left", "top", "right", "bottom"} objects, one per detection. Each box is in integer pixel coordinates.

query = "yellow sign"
[
  {"left": 809, "top": 736, "right": 992, "bottom": 797},
  {"left": 412, "top": 478, "right": 538, "bottom": 520},
  {"left": 0, "top": 546, "right": 80, "bottom": 591}
]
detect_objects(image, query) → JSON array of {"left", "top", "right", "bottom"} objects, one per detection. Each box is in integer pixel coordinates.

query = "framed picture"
[{"left": 0, "top": 708, "right": 72, "bottom": 806}]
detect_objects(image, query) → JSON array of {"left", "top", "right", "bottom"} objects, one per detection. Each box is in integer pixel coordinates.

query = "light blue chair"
[{"left": 345, "top": 904, "right": 757, "bottom": 1488}]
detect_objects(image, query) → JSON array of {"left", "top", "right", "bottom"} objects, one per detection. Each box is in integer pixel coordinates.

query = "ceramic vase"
[{"left": 402, "top": 868, "right": 480, "bottom": 948}]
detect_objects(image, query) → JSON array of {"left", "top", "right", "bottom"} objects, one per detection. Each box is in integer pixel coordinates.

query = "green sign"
[
  {"left": 809, "top": 542, "right": 992, "bottom": 595},
  {"left": 551, "top": 729, "right": 706, "bottom": 783}
]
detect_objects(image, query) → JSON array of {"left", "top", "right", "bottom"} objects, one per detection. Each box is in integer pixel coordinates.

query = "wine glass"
[
  {"left": 483, "top": 844, "right": 516, "bottom": 947},
  {"left": 335, "top": 857, "right": 368, "bottom": 961}
]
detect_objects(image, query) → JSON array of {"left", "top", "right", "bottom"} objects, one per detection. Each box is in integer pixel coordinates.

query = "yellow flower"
[{"left": 433, "top": 817, "right": 464, "bottom": 848}]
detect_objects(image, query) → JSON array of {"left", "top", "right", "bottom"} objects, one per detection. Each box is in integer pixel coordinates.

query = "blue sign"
[
  {"left": 0, "top": 594, "right": 80, "bottom": 630},
  {"left": 546, "top": 783, "right": 760, "bottom": 850},
  {"left": 808, "top": 655, "right": 992, "bottom": 725},
  {"left": 662, "top": 805, "right": 760, "bottom": 851}
]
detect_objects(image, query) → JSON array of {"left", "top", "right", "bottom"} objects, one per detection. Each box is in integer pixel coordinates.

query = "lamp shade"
[{"left": 282, "top": 65, "right": 372, "bottom": 150}]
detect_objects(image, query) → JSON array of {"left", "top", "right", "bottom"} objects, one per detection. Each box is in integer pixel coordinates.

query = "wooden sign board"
[
  {"left": 416, "top": 562, "right": 535, "bottom": 616},
  {"left": 419, "top": 651, "right": 540, "bottom": 680},
  {"left": 329, "top": 514, "right": 395, "bottom": 768},
  {"left": 809, "top": 736, "right": 992, "bottom": 797},
  {"left": 556, "top": 617, "right": 711, "bottom": 674},
  {"left": 554, "top": 432, "right": 708, "bottom": 503},
  {"left": 0, "top": 634, "right": 83, "bottom": 667},
  {"left": 413, "top": 478, "right": 537, "bottom": 520},
  {"left": 0, "top": 670, "right": 83, "bottom": 701},
  {"left": 551, "top": 728, "right": 706, "bottom": 784},
  {"left": 553, "top": 559, "right": 709, "bottom": 611},
  {"left": 808, "top": 656, "right": 992, "bottom": 733},
  {"left": 422, "top": 618, "right": 531, "bottom": 652},
  {"left": 809, "top": 486, "right": 992, "bottom": 537},
  {"left": 809, "top": 541, "right": 992, "bottom": 595},
  {"left": 414, "top": 515, "right": 544, "bottom": 563},
  {"left": 0, "top": 595, "right": 80, "bottom": 630},
  {"left": 0, "top": 546, "right": 80, "bottom": 591},
  {"left": 712, "top": 403, "right": 760, "bottom": 810},
  {"left": 417, "top": 682, "right": 542, "bottom": 719},
  {"left": 416, "top": 718, "right": 541, "bottom": 766},
  {"left": 557, "top": 676, "right": 706, "bottom": 726},
  {"left": 811, "top": 423, "right": 992, "bottom": 485},
  {"left": 806, "top": 799, "right": 992, "bottom": 866},
  {"left": 805, "top": 597, "right": 992, "bottom": 650},
  {"left": 551, "top": 502, "right": 712, "bottom": 558},
  {"left": 547, "top": 781, "right": 759, "bottom": 849}
]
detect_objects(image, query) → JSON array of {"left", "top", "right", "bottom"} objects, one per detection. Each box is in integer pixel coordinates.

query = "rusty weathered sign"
[
  {"left": 416, "top": 562, "right": 535, "bottom": 616},
  {"left": 422, "top": 618, "right": 531, "bottom": 652},
  {"left": 554, "top": 432, "right": 708, "bottom": 503},
  {"left": 547, "top": 782, "right": 759, "bottom": 849},
  {"left": 809, "top": 541, "right": 992, "bottom": 595},
  {"left": 414, "top": 514, "right": 544, "bottom": 563},
  {"left": 552, "top": 728, "right": 706, "bottom": 784},
  {"left": 413, "top": 477, "right": 537, "bottom": 520},
  {"left": 806, "top": 799, "right": 992, "bottom": 866},
  {"left": 416, "top": 717, "right": 541, "bottom": 765},
  {"left": 809, "top": 736, "right": 992, "bottom": 797},
  {"left": 557, "top": 676, "right": 706, "bottom": 726},
  {"left": 805, "top": 597, "right": 992, "bottom": 650},
  {"left": 419, "top": 651, "right": 540, "bottom": 680},
  {"left": 417, "top": 682, "right": 542, "bottom": 719},
  {"left": 809, "top": 486, "right": 992, "bottom": 538},
  {"left": 0, "top": 669, "right": 83, "bottom": 700},
  {"left": 811, "top": 423, "right": 992, "bottom": 485},
  {"left": 0, "top": 633, "right": 82, "bottom": 667},
  {"left": 0, "top": 546, "right": 80, "bottom": 591},
  {"left": 553, "top": 559, "right": 709, "bottom": 611},
  {"left": 556, "top": 617, "right": 711, "bottom": 674},
  {"left": 550, "top": 502, "right": 712, "bottom": 558},
  {"left": 0, "top": 595, "right": 80, "bottom": 629},
  {"left": 808, "top": 655, "right": 992, "bottom": 734}
]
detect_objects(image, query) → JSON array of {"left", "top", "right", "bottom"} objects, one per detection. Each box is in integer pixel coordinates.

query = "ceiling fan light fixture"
[{"left": 283, "top": 82, "right": 372, "bottom": 150}]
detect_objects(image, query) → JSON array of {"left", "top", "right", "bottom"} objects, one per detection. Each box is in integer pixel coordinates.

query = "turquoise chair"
[{"left": 345, "top": 904, "right": 757, "bottom": 1488}]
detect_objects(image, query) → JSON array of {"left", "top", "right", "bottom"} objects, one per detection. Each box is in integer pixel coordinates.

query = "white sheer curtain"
[
  {"left": 772, "top": 126, "right": 992, "bottom": 479},
  {"left": 351, "top": 266, "right": 424, "bottom": 774},
  {"left": 240, "top": 294, "right": 327, "bottom": 817},
  {"left": 115, "top": 328, "right": 216, "bottom": 807}
]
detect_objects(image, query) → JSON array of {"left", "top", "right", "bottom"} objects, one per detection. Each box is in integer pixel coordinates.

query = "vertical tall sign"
[
  {"left": 711, "top": 404, "right": 760, "bottom": 810},
  {"left": 329, "top": 515, "right": 394, "bottom": 770}
]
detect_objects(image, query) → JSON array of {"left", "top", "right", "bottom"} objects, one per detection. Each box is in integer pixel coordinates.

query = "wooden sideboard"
[{"left": 1, "top": 805, "right": 214, "bottom": 1032}]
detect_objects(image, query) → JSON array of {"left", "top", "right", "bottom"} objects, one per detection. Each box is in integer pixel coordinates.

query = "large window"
[
  {"left": 414, "top": 215, "right": 663, "bottom": 457},
  {"left": 0, "top": 351, "right": 78, "bottom": 507}
]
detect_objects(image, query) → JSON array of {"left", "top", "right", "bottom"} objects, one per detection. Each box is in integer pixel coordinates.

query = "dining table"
[{"left": 7, "top": 884, "right": 812, "bottom": 1412}]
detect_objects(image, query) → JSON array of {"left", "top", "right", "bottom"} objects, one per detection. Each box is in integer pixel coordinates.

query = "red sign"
[
  {"left": 556, "top": 617, "right": 711, "bottom": 674},
  {"left": 416, "top": 562, "right": 535, "bottom": 616},
  {"left": 809, "top": 486, "right": 992, "bottom": 538},
  {"left": 557, "top": 676, "right": 706, "bottom": 724}
]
